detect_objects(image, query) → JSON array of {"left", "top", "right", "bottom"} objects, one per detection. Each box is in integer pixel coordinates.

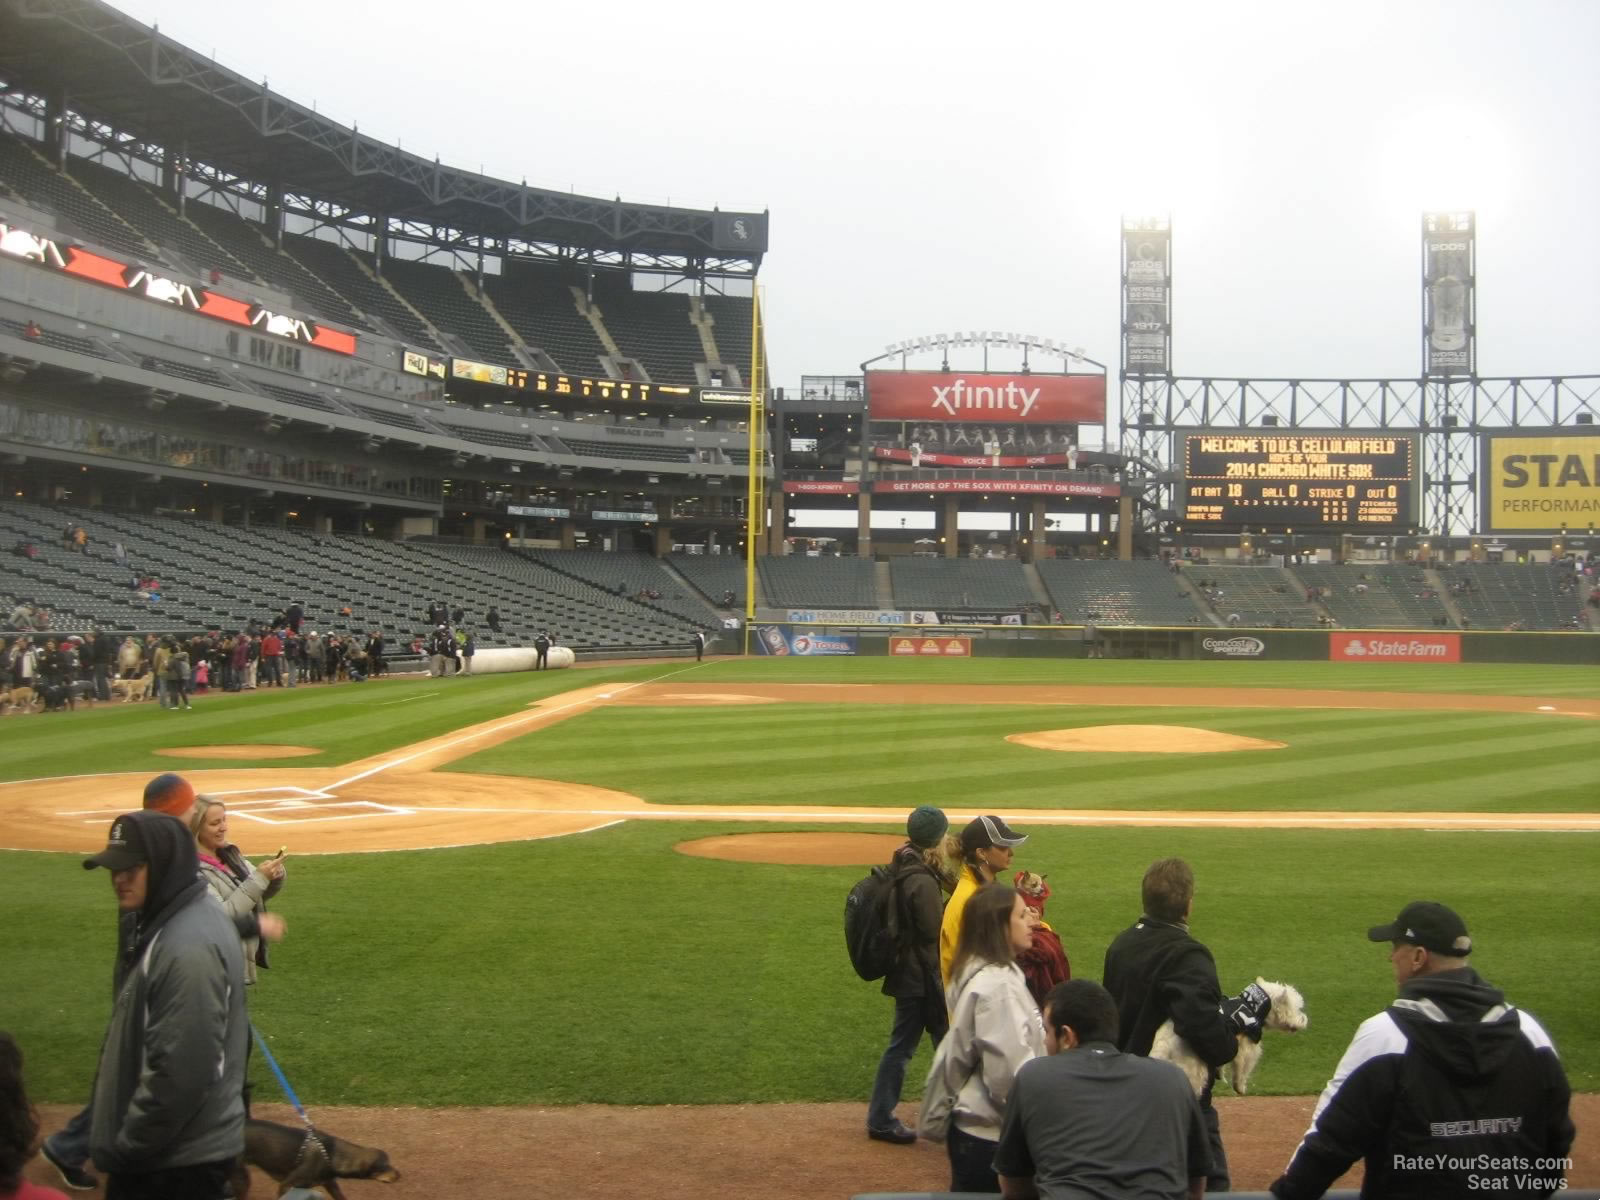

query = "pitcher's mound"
[
  {"left": 153, "top": 745, "right": 323, "bottom": 759},
  {"left": 677, "top": 832, "right": 903, "bottom": 865},
  {"left": 1007, "top": 725, "right": 1286, "bottom": 753}
]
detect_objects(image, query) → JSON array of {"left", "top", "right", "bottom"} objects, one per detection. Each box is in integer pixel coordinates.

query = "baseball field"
[{"left": 3, "top": 654, "right": 1596, "bottom": 1197}]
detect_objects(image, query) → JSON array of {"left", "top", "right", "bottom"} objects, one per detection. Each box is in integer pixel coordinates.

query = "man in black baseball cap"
[
  {"left": 1271, "top": 902, "right": 1574, "bottom": 1200},
  {"left": 1366, "top": 900, "right": 1472, "bottom": 968},
  {"left": 80, "top": 810, "right": 248, "bottom": 1196},
  {"left": 939, "top": 815, "right": 1028, "bottom": 986}
]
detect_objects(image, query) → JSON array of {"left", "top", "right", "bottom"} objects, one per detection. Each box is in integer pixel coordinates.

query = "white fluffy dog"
[{"left": 1150, "top": 977, "right": 1307, "bottom": 1096}]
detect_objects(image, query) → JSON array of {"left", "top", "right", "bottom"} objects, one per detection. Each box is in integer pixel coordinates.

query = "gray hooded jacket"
[{"left": 89, "top": 811, "right": 247, "bottom": 1174}]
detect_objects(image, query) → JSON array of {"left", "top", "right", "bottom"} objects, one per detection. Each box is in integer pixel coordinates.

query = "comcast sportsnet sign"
[
  {"left": 866, "top": 370, "right": 1105, "bottom": 424},
  {"left": 1330, "top": 633, "right": 1460, "bottom": 663}
]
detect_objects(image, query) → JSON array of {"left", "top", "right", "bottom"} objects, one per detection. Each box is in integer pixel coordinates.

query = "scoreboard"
[{"left": 1179, "top": 431, "right": 1420, "bottom": 530}]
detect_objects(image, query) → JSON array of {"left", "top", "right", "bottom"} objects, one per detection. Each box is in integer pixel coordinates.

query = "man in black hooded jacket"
[
  {"left": 1271, "top": 902, "right": 1573, "bottom": 1200},
  {"left": 83, "top": 810, "right": 247, "bottom": 1200}
]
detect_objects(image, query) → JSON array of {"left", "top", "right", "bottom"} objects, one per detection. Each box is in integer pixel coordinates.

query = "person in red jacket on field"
[{"left": 260, "top": 630, "right": 284, "bottom": 687}]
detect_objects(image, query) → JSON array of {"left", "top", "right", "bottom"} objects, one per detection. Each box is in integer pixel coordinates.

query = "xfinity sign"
[
  {"left": 866, "top": 369, "right": 1105, "bottom": 425},
  {"left": 932, "top": 379, "right": 1040, "bottom": 417}
]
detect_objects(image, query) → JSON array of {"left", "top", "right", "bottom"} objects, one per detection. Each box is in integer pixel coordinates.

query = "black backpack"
[{"left": 844, "top": 863, "right": 905, "bottom": 981}]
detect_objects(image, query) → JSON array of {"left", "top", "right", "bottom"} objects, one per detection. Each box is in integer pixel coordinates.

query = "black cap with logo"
[
  {"left": 1367, "top": 901, "right": 1472, "bottom": 956},
  {"left": 83, "top": 814, "right": 151, "bottom": 872}
]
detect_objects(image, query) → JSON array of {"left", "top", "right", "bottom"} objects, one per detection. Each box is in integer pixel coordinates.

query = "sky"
[{"left": 106, "top": 0, "right": 1600, "bottom": 407}]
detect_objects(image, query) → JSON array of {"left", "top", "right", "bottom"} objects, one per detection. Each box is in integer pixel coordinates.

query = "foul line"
[{"left": 323, "top": 661, "right": 710, "bottom": 793}]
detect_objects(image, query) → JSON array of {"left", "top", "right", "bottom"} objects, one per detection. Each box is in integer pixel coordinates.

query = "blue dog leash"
[{"left": 251, "top": 1022, "right": 315, "bottom": 1130}]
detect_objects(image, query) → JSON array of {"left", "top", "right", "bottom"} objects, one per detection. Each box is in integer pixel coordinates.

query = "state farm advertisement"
[
  {"left": 866, "top": 370, "right": 1105, "bottom": 424},
  {"left": 1330, "top": 633, "right": 1461, "bottom": 663}
]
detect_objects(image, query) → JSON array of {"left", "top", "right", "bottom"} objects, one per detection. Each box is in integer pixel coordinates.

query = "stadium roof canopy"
[{"left": 0, "top": 0, "right": 767, "bottom": 265}]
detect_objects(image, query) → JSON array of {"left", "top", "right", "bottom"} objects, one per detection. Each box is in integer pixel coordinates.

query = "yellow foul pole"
[{"left": 743, "top": 288, "right": 765, "bottom": 656}]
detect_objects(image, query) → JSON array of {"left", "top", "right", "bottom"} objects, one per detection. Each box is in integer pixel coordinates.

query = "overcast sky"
[{"left": 109, "top": 0, "right": 1600, "bottom": 403}]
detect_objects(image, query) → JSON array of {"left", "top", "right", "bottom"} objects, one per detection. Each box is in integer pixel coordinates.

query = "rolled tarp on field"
[{"left": 468, "top": 646, "right": 576, "bottom": 674}]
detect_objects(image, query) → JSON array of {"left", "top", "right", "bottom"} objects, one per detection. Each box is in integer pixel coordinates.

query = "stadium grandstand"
[{"left": 2, "top": 1, "right": 1596, "bottom": 669}]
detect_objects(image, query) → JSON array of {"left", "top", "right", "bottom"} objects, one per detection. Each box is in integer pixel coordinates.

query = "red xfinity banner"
[
  {"left": 866, "top": 370, "right": 1105, "bottom": 424},
  {"left": 875, "top": 479, "right": 1120, "bottom": 497},
  {"left": 1329, "top": 632, "right": 1461, "bottom": 663}
]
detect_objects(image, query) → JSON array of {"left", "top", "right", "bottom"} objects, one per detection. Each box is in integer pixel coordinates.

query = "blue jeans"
[
  {"left": 947, "top": 1124, "right": 1001, "bottom": 1193},
  {"left": 44, "top": 1102, "right": 91, "bottom": 1168},
  {"left": 866, "top": 992, "right": 947, "bottom": 1131}
]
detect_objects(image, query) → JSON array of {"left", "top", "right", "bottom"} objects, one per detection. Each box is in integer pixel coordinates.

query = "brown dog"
[
  {"left": 1, "top": 685, "right": 38, "bottom": 714},
  {"left": 111, "top": 672, "right": 154, "bottom": 702},
  {"left": 232, "top": 1118, "right": 400, "bottom": 1200}
]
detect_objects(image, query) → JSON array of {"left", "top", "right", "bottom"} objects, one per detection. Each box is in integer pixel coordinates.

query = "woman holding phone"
[
  {"left": 919, "top": 884, "right": 1045, "bottom": 1193},
  {"left": 189, "top": 795, "right": 286, "bottom": 985}
]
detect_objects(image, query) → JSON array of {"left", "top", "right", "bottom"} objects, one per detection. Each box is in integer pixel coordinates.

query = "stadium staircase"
[
  {"left": 1171, "top": 568, "right": 1225, "bottom": 626},
  {"left": 462, "top": 274, "right": 539, "bottom": 363},
  {"left": 1429, "top": 569, "right": 1469, "bottom": 627},
  {"left": 874, "top": 561, "right": 894, "bottom": 610},
  {"left": 379, "top": 257, "right": 515, "bottom": 364},
  {"left": 1022, "top": 564, "right": 1053, "bottom": 612},
  {"left": 667, "top": 553, "right": 756, "bottom": 612},
  {"left": 687, "top": 295, "right": 722, "bottom": 369},
  {"left": 508, "top": 548, "right": 718, "bottom": 631},
  {"left": 1294, "top": 563, "right": 1449, "bottom": 629},
  {"left": 577, "top": 289, "right": 625, "bottom": 362},
  {"left": 283, "top": 236, "right": 445, "bottom": 352},
  {"left": 701, "top": 294, "right": 755, "bottom": 376},
  {"left": 66, "top": 158, "right": 254, "bottom": 282},
  {"left": 0, "top": 132, "right": 155, "bottom": 260},
  {"left": 182, "top": 202, "right": 368, "bottom": 330},
  {"left": 589, "top": 272, "right": 705, "bottom": 386},
  {"left": 482, "top": 265, "right": 612, "bottom": 377}
]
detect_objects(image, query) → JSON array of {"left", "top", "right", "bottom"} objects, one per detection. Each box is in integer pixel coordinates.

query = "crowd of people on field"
[
  {"left": 859, "top": 805, "right": 1575, "bottom": 1199},
  {"left": 0, "top": 606, "right": 390, "bottom": 714}
]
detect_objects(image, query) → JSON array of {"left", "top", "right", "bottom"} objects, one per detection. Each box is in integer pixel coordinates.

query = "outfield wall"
[{"left": 769, "top": 623, "right": 1600, "bottom": 665}]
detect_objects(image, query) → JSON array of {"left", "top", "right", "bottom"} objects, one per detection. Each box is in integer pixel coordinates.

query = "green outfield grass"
[
  {"left": 2, "top": 657, "right": 1596, "bottom": 1108},
  {"left": 4, "top": 822, "right": 1596, "bottom": 1106},
  {"left": 455, "top": 701, "right": 1599, "bottom": 812}
]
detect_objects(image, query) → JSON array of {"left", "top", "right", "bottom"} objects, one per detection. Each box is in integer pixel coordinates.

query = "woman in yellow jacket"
[{"left": 938, "top": 814, "right": 1029, "bottom": 987}]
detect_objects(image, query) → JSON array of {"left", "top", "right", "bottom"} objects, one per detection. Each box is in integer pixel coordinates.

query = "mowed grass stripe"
[{"left": 457, "top": 703, "right": 1597, "bottom": 812}]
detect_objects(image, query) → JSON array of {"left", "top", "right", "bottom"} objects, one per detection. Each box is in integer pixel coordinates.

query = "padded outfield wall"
[{"left": 762, "top": 623, "right": 1600, "bottom": 665}]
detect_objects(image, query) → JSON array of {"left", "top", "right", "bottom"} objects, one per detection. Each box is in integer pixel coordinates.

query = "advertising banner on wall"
[
  {"left": 754, "top": 626, "right": 857, "bottom": 655},
  {"left": 890, "top": 635, "right": 972, "bottom": 656},
  {"left": 1329, "top": 632, "right": 1461, "bottom": 663},
  {"left": 786, "top": 609, "right": 908, "bottom": 625},
  {"left": 1423, "top": 212, "right": 1474, "bottom": 377},
  {"left": 875, "top": 479, "right": 1120, "bottom": 497},
  {"left": 908, "top": 611, "right": 1023, "bottom": 626},
  {"left": 781, "top": 480, "right": 861, "bottom": 494},
  {"left": 1480, "top": 433, "right": 1600, "bottom": 532},
  {"left": 1122, "top": 222, "right": 1170, "bottom": 376},
  {"left": 865, "top": 371, "right": 1105, "bottom": 425}
]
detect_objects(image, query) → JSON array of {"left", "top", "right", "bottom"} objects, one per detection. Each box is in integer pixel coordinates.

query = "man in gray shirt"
[{"left": 995, "top": 979, "right": 1210, "bottom": 1200}]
